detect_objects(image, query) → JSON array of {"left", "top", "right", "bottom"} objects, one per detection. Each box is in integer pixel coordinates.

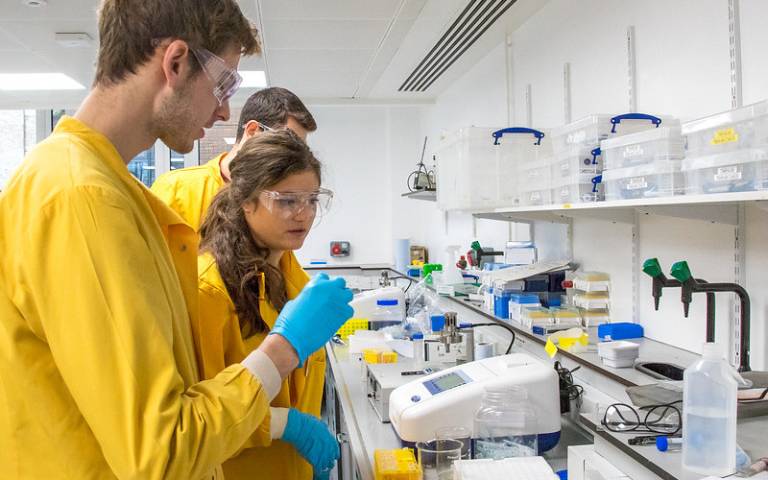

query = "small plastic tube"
[{"left": 656, "top": 436, "right": 682, "bottom": 452}]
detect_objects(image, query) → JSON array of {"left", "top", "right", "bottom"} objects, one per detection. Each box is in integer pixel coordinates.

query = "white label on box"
[
  {"left": 568, "top": 131, "right": 587, "bottom": 145},
  {"left": 714, "top": 166, "right": 742, "bottom": 182},
  {"left": 623, "top": 145, "right": 644, "bottom": 158},
  {"left": 626, "top": 177, "right": 648, "bottom": 190}
]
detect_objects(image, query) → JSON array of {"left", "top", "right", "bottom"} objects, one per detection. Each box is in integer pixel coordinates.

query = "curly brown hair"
[
  {"left": 95, "top": 0, "right": 261, "bottom": 86},
  {"left": 200, "top": 131, "right": 322, "bottom": 337}
]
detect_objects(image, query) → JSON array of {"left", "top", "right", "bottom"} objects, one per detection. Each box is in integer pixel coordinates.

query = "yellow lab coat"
[
  {"left": 151, "top": 153, "right": 227, "bottom": 232},
  {"left": 0, "top": 117, "right": 270, "bottom": 479},
  {"left": 197, "top": 251, "right": 327, "bottom": 480}
]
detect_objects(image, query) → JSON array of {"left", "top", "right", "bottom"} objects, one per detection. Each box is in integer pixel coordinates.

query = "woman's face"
[{"left": 243, "top": 170, "right": 320, "bottom": 252}]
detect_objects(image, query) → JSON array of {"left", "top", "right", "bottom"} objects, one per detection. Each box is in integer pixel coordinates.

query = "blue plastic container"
[{"left": 598, "top": 322, "right": 644, "bottom": 341}]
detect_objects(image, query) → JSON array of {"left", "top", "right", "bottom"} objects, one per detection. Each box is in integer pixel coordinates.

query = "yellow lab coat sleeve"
[{"left": 22, "top": 185, "right": 270, "bottom": 479}]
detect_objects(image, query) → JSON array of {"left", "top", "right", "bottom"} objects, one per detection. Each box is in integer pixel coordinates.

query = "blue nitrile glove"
[
  {"left": 270, "top": 272, "right": 353, "bottom": 366},
  {"left": 282, "top": 408, "right": 340, "bottom": 478}
]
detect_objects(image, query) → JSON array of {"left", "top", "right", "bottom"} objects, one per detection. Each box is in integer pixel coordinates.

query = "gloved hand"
[
  {"left": 282, "top": 408, "right": 340, "bottom": 478},
  {"left": 271, "top": 273, "right": 353, "bottom": 366}
]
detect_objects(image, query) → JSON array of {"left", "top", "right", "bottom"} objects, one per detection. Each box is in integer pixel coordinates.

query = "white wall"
[
  {"left": 300, "top": 1, "right": 768, "bottom": 368},
  {"left": 297, "top": 105, "right": 428, "bottom": 266},
  {"left": 415, "top": 0, "right": 768, "bottom": 368}
]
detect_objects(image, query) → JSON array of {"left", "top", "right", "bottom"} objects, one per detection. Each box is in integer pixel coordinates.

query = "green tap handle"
[
  {"left": 642, "top": 258, "right": 663, "bottom": 278},
  {"left": 670, "top": 261, "right": 692, "bottom": 283}
]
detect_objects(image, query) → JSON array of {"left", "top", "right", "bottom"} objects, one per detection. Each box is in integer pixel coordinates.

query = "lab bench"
[
  {"left": 322, "top": 342, "right": 594, "bottom": 480},
  {"left": 311, "top": 265, "right": 768, "bottom": 480}
]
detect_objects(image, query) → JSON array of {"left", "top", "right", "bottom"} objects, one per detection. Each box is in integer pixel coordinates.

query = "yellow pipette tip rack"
[{"left": 374, "top": 448, "right": 422, "bottom": 480}]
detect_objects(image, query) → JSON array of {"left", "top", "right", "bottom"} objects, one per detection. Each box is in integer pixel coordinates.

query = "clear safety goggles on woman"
[{"left": 258, "top": 188, "right": 334, "bottom": 226}]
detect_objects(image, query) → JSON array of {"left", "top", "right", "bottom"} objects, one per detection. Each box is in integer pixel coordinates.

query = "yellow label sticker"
[
  {"left": 545, "top": 338, "right": 558, "bottom": 358},
  {"left": 711, "top": 128, "right": 739, "bottom": 145}
]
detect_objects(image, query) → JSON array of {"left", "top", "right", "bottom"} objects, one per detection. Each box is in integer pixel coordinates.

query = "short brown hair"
[
  {"left": 200, "top": 131, "right": 321, "bottom": 336},
  {"left": 95, "top": 0, "right": 261, "bottom": 86},
  {"left": 236, "top": 87, "right": 318, "bottom": 142}
]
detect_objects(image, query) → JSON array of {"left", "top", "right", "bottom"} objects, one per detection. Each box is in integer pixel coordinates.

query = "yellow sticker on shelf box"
[
  {"left": 711, "top": 128, "right": 739, "bottom": 145},
  {"left": 545, "top": 338, "right": 558, "bottom": 358}
]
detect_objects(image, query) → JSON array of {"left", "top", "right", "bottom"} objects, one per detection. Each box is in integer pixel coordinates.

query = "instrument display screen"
[{"left": 423, "top": 370, "right": 472, "bottom": 395}]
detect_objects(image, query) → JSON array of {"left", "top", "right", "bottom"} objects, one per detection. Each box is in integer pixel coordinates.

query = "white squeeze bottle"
[{"left": 682, "top": 343, "right": 737, "bottom": 476}]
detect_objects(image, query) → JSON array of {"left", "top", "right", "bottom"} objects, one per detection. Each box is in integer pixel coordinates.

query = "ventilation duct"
[{"left": 399, "top": 0, "right": 517, "bottom": 92}]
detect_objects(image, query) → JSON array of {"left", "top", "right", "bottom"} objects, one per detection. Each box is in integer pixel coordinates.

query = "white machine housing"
[
  {"left": 349, "top": 286, "right": 406, "bottom": 319},
  {"left": 389, "top": 353, "right": 561, "bottom": 446}
]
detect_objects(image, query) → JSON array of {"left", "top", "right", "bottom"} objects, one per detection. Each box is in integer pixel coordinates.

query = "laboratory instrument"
[
  {"left": 366, "top": 363, "right": 429, "bottom": 423},
  {"left": 389, "top": 353, "right": 561, "bottom": 452},
  {"left": 682, "top": 342, "right": 737, "bottom": 476},
  {"left": 406, "top": 136, "right": 436, "bottom": 192},
  {"left": 473, "top": 384, "right": 538, "bottom": 459}
]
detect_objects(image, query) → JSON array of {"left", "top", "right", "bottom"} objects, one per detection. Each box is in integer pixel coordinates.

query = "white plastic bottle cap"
[{"left": 701, "top": 342, "right": 724, "bottom": 359}]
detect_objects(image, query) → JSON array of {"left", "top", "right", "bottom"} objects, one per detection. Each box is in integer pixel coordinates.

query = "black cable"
[
  {"left": 463, "top": 322, "right": 516, "bottom": 354},
  {"left": 388, "top": 274, "right": 415, "bottom": 293},
  {"left": 554, "top": 361, "right": 584, "bottom": 410}
]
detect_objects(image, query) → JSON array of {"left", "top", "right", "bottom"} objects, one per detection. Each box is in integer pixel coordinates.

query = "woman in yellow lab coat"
[{"left": 196, "top": 131, "right": 336, "bottom": 480}]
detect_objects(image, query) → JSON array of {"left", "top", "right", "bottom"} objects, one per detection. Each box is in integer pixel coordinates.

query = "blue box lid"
[{"left": 598, "top": 322, "right": 644, "bottom": 340}]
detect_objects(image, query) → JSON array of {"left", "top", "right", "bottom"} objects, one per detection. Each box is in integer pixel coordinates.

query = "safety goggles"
[
  {"left": 190, "top": 47, "right": 242, "bottom": 106},
  {"left": 601, "top": 402, "right": 681, "bottom": 435},
  {"left": 259, "top": 188, "right": 334, "bottom": 221}
]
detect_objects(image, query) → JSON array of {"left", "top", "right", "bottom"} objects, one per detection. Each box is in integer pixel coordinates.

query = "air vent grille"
[{"left": 399, "top": 0, "right": 517, "bottom": 92}]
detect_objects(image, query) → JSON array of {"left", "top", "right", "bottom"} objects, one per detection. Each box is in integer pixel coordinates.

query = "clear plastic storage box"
[
  {"left": 551, "top": 113, "right": 671, "bottom": 158},
  {"left": 549, "top": 114, "right": 673, "bottom": 205},
  {"left": 683, "top": 100, "right": 768, "bottom": 157},
  {"left": 493, "top": 127, "right": 550, "bottom": 207},
  {"left": 603, "top": 161, "right": 684, "bottom": 200},
  {"left": 601, "top": 125, "right": 684, "bottom": 171},
  {"left": 682, "top": 101, "right": 768, "bottom": 194},
  {"left": 551, "top": 172, "right": 602, "bottom": 204},
  {"left": 435, "top": 127, "right": 502, "bottom": 211},
  {"left": 682, "top": 149, "right": 768, "bottom": 194}
]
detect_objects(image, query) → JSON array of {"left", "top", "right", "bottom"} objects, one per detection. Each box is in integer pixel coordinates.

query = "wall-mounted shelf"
[
  {"left": 401, "top": 189, "right": 437, "bottom": 201},
  {"left": 472, "top": 191, "right": 768, "bottom": 226}
]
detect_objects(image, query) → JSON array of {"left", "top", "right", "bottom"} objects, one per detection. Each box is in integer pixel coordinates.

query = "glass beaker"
[
  {"left": 417, "top": 438, "right": 463, "bottom": 480},
  {"left": 435, "top": 425, "right": 471, "bottom": 459}
]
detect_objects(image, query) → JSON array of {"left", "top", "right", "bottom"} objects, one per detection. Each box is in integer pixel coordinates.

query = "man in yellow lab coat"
[
  {"left": 152, "top": 87, "right": 317, "bottom": 233},
  {"left": 0, "top": 1, "right": 352, "bottom": 479}
]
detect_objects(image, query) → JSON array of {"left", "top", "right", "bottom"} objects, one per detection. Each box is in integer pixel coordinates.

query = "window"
[
  {"left": 128, "top": 147, "right": 157, "bottom": 187},
  {"left": 0, "top": 110, "right": 38, "bottom": 190}
]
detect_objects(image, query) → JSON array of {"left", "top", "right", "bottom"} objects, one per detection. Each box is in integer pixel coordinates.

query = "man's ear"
[
  {"left": 243, "top": 120, "right": 261, "bottom": 139},
  {"left": 161, "top": 39, "right": 193, "bottom": 89}
]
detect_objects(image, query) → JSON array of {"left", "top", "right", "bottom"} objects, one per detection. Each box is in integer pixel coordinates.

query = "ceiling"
[{"left": 0, "top": 0, "right": 547, "bottom": 109}]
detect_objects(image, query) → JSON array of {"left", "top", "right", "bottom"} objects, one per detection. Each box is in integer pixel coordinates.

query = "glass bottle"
[{"left": 473, "top": 384, "right": 538, "bottom": 459}]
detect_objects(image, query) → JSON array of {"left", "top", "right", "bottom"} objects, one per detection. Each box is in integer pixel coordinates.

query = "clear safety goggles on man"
[
  {"left": 190, "top": 47, "right": 242, "bottom": 106},
  {"left": 259, "top": 188, "right": 334, "bottom": 223}
]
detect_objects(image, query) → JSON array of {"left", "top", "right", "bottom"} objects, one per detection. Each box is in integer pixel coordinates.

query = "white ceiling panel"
[
  {"left": 265, "top": 19, "right": 391, "bottom": 50},
  {"left": 260, "top": 0, "right": 403, "bottom": 20},
  {"left": 0, "top": 0, "right": 98, "bottom": 21},
  {"left": 0, "top": 27, "right": 26, "bottom": 52},
  {"left": 0, "top": 50, "right": 55, "bottom": 72},
  {"left": 269, "top": 67, "right": 362, "bottom": 98},
  {"left": 267, "top": 49, "right": 373, "bottom": 73},
  {"left": 0, "top": 21, "right": 98, "bottom": 53}
]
